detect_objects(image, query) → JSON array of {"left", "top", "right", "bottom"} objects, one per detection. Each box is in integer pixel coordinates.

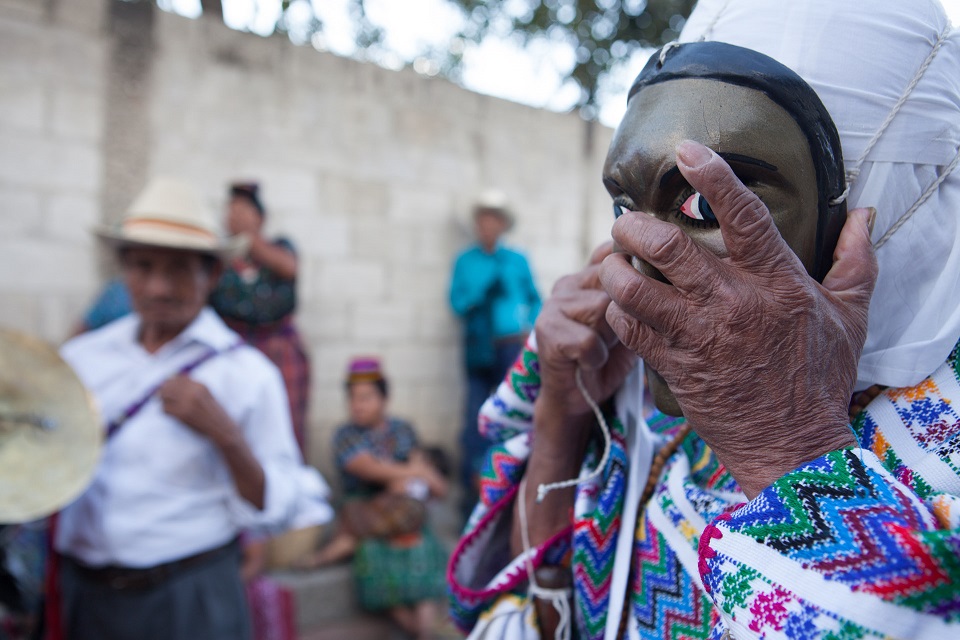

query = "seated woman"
[
  {"left": 328, "top": 358, "right": 449, "bottom": 640},
  {"left": 448, "top": 1, "right": 960, "bottom": 639}
]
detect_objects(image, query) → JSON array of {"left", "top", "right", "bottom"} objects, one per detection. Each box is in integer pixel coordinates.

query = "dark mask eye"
[{"left": 679, "top": 192, "right": 717, "bottom": 222}]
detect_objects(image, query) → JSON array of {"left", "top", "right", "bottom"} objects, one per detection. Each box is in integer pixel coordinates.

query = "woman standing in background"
[{"left": 210, "top": 182, "right": 311, "bottom": 455}]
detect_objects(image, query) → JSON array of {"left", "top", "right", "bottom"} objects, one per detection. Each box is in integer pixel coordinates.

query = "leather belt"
[{"left": 63, "top": 538, "right": 238, "bottom": 591}]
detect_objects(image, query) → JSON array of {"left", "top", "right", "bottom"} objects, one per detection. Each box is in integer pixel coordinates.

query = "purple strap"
[{"left": 105, "top": 342, "right": 244, "bottom": 440}]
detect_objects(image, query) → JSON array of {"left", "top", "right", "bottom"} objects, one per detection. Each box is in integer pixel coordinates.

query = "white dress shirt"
[{"left": 56, "top": 307, "right": 330, "bottom": 568}]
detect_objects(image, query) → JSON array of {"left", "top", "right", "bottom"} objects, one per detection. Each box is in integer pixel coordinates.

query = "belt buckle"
[{"left": 107, "top": 571, "right": 139, "bottom": 590}]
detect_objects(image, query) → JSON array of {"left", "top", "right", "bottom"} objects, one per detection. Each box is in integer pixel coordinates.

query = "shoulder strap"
[{"left": 104, "top": 341, "right": 244, "bottom": 440}]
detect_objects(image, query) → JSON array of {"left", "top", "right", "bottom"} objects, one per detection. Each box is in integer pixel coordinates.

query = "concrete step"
[
  {"left": 272, "top": 562, "right": 462, "bottom": 639},
  {"left": 297, "top": 615, "right": 402, "bottom": 640}
]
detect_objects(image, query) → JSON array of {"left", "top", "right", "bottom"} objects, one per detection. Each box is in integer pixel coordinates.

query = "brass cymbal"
[{"left": 0, "top": 328, "right": 101, "bottom": 523}]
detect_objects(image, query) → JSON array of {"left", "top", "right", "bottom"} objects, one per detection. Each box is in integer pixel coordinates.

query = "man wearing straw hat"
[
  {"left": 450, "top": 189, "right": 541, "bottom": 520},
  {"left": 54, "top": 177, "right": 330, "bottom": 640}
]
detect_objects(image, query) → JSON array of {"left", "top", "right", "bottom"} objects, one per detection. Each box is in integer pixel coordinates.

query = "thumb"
[{"left": 821, "top": 207, "right": 878, "bottom": 303}]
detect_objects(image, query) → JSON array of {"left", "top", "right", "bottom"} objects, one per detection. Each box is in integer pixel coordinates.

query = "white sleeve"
[{"left": 227, "top": 363, "right": 333, "bottom": 534}]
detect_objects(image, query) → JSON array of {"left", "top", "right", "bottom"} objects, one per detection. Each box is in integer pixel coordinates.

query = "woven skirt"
[
  {"left": 353, "top": 528, "right": 448, "bottom": 611},
  {"left": 227, "top": 317, "right": 310, "bottom": 456}
]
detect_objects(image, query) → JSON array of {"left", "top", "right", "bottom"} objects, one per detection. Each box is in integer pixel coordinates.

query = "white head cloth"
[{"left": 679, "top": 0, "right": 960, "bottom": 389}]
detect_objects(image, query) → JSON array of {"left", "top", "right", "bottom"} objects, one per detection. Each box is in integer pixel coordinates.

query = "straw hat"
[
  {"left": 473, "top": 188, "right": 515, "bottom": 230},
  {"left": 96, "top": 177, "right": 248, "bottom": 258}
]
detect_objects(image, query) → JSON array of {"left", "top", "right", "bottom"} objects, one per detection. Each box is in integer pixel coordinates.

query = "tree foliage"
[
  {"left": 443, "top": 0, "right": 697, "bottom": 107},
  {"left": 193, "top": 0, "right": 697, "bottom": 112}
]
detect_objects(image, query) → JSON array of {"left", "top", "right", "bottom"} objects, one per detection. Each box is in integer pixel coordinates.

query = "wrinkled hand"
[
  {"left": 159, "top": 375, "right": 237, "bottom": 446},
  {"left": 599, "top": 141, "right": 877, "bottom": 498},
  {"left": 535, "top": 241, "right": 638, "bottom": 434}
]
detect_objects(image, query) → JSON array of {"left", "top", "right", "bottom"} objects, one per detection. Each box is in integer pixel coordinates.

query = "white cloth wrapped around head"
[{"left": 679, "top": 0, "right": 960, "bottom": 389}]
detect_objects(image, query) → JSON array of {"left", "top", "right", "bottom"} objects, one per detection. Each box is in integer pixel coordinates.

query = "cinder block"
[
  {"left": 296, "top": 300, "right": 348, "bottom": 342},
  {"left": 0, "top": 79, "right": 44, "bottom": 131},
  {"left": 283, "top": 214, "right": 350, "bottom": 260},
  {"left": 0, "top": 0, "right": 44, "bottom": 23},
  {"left": 0, "top": 130, "right": 48, "bottom": 187},
  {"left": 53, "top": 0, "right": 106, "bottom": 34},
  {"left": 350, "top": 303, "right": 417, "bottom": 342},
  {"left": 0, "top": 292, "right": 40, "bottom": 337},
  {"left": 49, "top": 31, "right": 105, "bottom": 90},
  {"left": 380, "top": 343, "right": 456, "bottom": 383},
  {"left": 0, "top": 238, "right": 94, "bottom": 291},
  {"left": 395, "top": 223, "right": 455, "bottom": 267},
  {"left": 51, "top": 140, "right": 100, "bottom": 190},
  {"left": 385, "top": 265, "right": 448, "bottom": 304},
  {"left": 415, "top": 305, "right": 461, "bottom": 342},
  {"left": 317, "top": 260, "right": 385, "bottom": 300},
  {"left": 350, "top": 219, "right": 407, "bottom": 264},
  {"left": 0, "top": 131, "right": 100, "bottom": 190},
  {"left": 39, "top": 293, "right": 88, "bottom": 343},
  {"left": 0, "top": 186, "right": 42, "bottom": 235},
  {"left": 315, "top": 174, "right": 389, "bottom": 219},
  {"left": 51, "top": 86, "right": 102, "bottom": 140},
  {"left": 43, "top": 191, "right": 99, "bottom": 243}
]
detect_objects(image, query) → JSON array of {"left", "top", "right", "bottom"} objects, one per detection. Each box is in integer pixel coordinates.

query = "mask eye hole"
[{"left": 678, "top": 192, "right": 717, "bottom": 223}]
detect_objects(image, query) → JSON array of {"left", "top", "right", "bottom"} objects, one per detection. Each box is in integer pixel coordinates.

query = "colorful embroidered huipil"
[{"left": 448, "top": 335, "right": 960, "bottom": 639}]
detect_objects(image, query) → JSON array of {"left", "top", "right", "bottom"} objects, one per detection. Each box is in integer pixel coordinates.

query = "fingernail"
[
  {"left": 866, "top": 207, "right": 877, "bottom": 235},
  {"left": 676, "top": 140, "right": 714, "bottom": 169}
]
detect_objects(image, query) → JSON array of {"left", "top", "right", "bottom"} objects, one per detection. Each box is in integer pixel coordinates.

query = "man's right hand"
[
  {"left": 517, "top": 240, "right": 637, "bottom": 535},
  {"left": 535, "top": 241, "right": 637, "bottom": 429},
  {"left": 518, "top": 241, "right": 637, "bottom": 638}
]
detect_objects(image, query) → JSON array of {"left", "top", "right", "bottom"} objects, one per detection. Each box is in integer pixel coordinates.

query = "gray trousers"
[{"left": 59, "top": 543, "right": 252, "bottom": 640}]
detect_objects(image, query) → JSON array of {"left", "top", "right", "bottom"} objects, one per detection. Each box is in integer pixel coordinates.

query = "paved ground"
[{"left": 298, "top": 610, "right": 463, "bottom": 640}]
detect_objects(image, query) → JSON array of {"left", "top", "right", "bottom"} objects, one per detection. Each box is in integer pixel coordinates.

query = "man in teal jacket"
[{"left": 449, "top": 190, "right": 541, "bottom": 521}]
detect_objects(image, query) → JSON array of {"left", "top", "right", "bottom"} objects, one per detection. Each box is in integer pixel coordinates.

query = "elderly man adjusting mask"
[
  {"left": 448, "top": 1, "right": 960, "bottom": 639},
  {"left": 55, "top": 178, "right": 331, "bottom": 640}
]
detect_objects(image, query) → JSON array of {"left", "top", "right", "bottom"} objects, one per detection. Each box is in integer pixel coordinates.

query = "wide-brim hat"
[
  {"left": 473, "top": 188, "right": 515, "bottom": 230},
  {"left": 96, "top": 177, "right": 248, "bottom": 259}
]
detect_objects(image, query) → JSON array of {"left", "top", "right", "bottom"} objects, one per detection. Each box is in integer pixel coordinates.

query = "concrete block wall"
[
  {"left": 0, "top": 0, "right": 617, "bottom": 484},
  {"left": 0, "top": 0, "right": 107, "bottom": 341}
]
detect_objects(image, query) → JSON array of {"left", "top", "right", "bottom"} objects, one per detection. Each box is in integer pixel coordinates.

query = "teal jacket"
[{"left": 449, "top": 244, "right": 541, "bottom": 370}]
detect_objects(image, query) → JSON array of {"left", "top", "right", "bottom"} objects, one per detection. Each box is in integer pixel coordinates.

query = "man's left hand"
[{"left": 599, "top": 140, "right": 878, "bottom": 499}]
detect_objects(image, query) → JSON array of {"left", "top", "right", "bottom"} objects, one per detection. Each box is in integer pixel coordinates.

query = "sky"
[{"left": 160, "top": 0, "right": 960, "bottom": 128}]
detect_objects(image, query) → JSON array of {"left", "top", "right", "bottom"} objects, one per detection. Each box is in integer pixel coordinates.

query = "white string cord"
[
  {"left": 536, "top": 368, "right": 612, "bottom": 503},
  {"left": 518, "top": 476, "right": 573, "bottom": 640},
  {"left": 830, "top": 25, "right": 950, "bottom": 206},
  {"left": 658, "top": 40, "right": 681, "bottom": 66},
  {"left": 874, "top": 144, "right": 960, "bottom": 249}
]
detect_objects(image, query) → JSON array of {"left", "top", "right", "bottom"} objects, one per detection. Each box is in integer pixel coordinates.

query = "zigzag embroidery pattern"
[
  {"left": 479, "top": 435, "right": 529, "bottom": 507},
  {"left": 631, "top": 512, "right": 718, "bottom": 639},
  {"left": 724, "top": 449, "right": 960, "bottom": 618},
  {"left": 509, "top": 346, "right": 541, "bottom": 404},
  {"left": 572, "top": 413, "right": 629, "bottom": 640}
]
